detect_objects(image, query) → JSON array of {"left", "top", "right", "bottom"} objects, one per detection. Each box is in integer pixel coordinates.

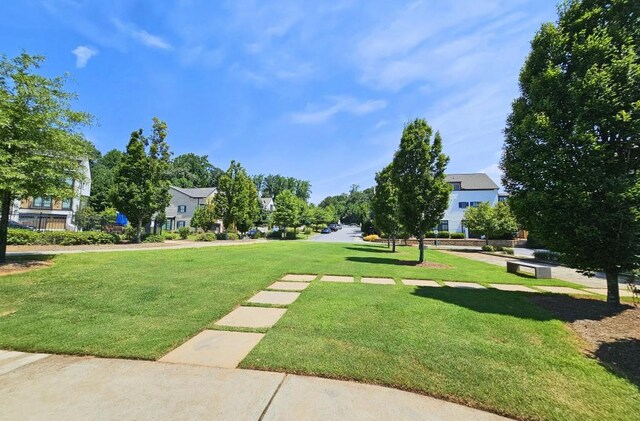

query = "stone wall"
[{"left": 372, "top": 238, "right": 527, "bottom": 247}]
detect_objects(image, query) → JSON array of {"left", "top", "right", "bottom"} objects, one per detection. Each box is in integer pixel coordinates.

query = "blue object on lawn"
[{"left": 115, "top": 212, "right": 128, "bottom": 226}]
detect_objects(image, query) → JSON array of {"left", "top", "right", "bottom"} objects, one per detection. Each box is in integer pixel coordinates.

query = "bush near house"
[
  {"left": 178, "top": 227, "right": 190, "bottom": 239},
  {"left": 6, "top": 229, "right": 119, "bottom": 246},
  {"left": 450, "top": 232, "right": 465, "bottom": 239},
  {"left": 141, "top": 234, "right": 164, "bottom": 243},
  {"left": 196, "top": 233, "right": 216, "bottom": 242},
  {"left": 534, "top": 250, "right": 562, "bottom": 263},
  {"left": 162, "top": 232, "right": 178, "bottom": 240}
]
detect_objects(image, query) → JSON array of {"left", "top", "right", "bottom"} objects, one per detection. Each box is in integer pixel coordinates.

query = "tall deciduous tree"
[
  {"left": 372, "top": 164, "right": 401, "bottom": 252},
  {"left": 392, "top": 118, "right": 450, "bottom": 263},
  {"left": 111, "top": 118, "right": 171, "bottom": 243},
  {"left": 169, "top": 153, "right": 221, "bottom": 188},
  {"left": 273, "top": 189, "right": 301, "bottom": 238},
  {"left": 502, "top": 0, "right": 640, "bottom": 305},
  {"left": 90, "top": 149, "right": 124, "bottom": 211},
  {"left": 190, "top": 202, "right": 218, "bottom": 232},
  {"left": 0, "top": 52, "right": 94, "bottom": 261},
  {"left": 213, "top": 161, "right": 259, "bottom": 233},
  {"left": 463, "top": 202, "right": 518, "bottom": 244}
]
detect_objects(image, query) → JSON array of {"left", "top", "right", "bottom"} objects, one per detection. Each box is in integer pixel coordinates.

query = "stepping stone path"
[
  {"left": 361, "top": 277, "right": 395, "bottom": 285},
  {"left": 535, "top": 286, "right": 591, "bottom": 295},
  {"left": 0, "top": 350, "right": 49, "bottom": 376},
  {"left": 267, "top": 281, "right": 309, "bottom": 291},
  {"left": 160, "top": 274, "right": 312, "bottom": 369},
  {"left": 489, "top": 284, "right": 537, "bottom": 292},
  {"left": 402, "top": 279, "right": 440, "bottom": 287},
  {"left": 159, "top": 330, "right": 264, "bottom": 368},
  {"left": 215, "top": 307, "right": 287, "bottom": 329},
  {"left": 248, "top": 291, "right": 300, "bottom": 305},
  {"left": 444, "top": 281, "right": 486, "bottom": 289},
  {"left": 320, "top": 275, "right": 354, "bottom": 283}
]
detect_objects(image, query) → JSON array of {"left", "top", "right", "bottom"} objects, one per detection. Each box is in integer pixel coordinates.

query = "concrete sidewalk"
[{"left": 1, "top": 354, "right": 508, "bottom": 420}]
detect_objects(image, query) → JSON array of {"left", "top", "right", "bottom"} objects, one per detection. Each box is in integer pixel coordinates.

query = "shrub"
[
  {"left": 363, "top": 234, "right": 380, "bottom": 242},
  {"left": 450, "top": 232, "right": 465, "bottom": 239},
  {"left": 303, "top": 227, "right": 313, "bottom": 236},
  {"left": 162, "top": 232, "right": 178, "bottom": 240},
  {"left": 178, "top": 227, "right": 190, "bottom": 239},
  {"left": 6, "top": 229, "right": 119, "bottom": 246},
  {"left": 425, "top": 231, "right": 437, "bottom": 238},
  {"left": 252, "top": 230, "right": 265, "bottom": 239},
  {"left": 437, "top": 231, "right": 450, "bottom": 238},
  {"left": 502, "top": 247, "right": 515, "bottom": 255},
  {"left": 226, "top": 232, "right": 240, "bottom": 241},
  {"left": 534, "top": 250, "right": 561, "bottom": 262},
  {"left": 266, "top": 230, "right": 281, "bottom": 239},
  {"left": 142, "top": 234, "right": 164, "bottom": 243},
  {"left": 482, "top": 245, "right": 495, "bottom": 252},
  {"left": 196, "top": 233, "right": 216, "bottom": 242},
  {"left": 285, "top": 231, "right": 297, "bottom": 240}
]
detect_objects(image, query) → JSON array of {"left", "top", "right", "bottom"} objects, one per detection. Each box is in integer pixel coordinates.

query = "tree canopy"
[
  {"left": 256, "top": 174, "right": 311, "bottom": 201},
  {"left": 0, "top": 52, "right": 94, "bottom": 261},
  {"left": 372, "top": 164, "right": 402, "bottom": 251},
  {"left": 169, "top": 153, "right": 222, "bottom": 188},
  {"left": 89, "top": 149, "right": 124, "bottom": 212},
  {"left": 273, "top": 189, "right": 303, "bottom": 237},
  {"left": 213, "top": 160, "right": 259, "bottom": 233},
  {"left": 392, "top": 118, "right": 450, "bottom": 263},
  {"left": 190, "top": 202, "right": 218, "bottom": 232},
  {"left": 318, "top": 185, "right": 374, "bottom": 225},
  {"left": 111, "top": 118, "right": 172, "bottom": 243},
  {"left": 463, "top": 202, "right": 518, "bottom": 244},
  {"left": 501, "top": 0, "right": 640, "bottom": 305}
]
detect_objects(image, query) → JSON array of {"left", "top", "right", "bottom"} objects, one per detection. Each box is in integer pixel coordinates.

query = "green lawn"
[{"left": 1, "top": 241, "right": 637, "bottom": 420}]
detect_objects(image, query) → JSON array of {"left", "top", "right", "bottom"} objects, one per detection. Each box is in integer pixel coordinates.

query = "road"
[{"left": 311, "top": 225, "right": 363, "bottom": 242}]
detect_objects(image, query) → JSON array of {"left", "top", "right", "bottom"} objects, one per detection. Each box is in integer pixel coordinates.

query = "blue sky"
[{"left": 2, "top": 0, "right": 558, "bottom": 203}]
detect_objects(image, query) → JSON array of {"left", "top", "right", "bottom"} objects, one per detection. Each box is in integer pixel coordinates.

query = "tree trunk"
[
  {"left": 0, "top": 190, "right": 12, "bottom": 263},
  {"left": 605, "top": 269, "right": 620, "bottom": 306},
  {"left": 392, "top": 235, "right": 396, "bottom": 253},
  {"left": 135, "top": 220, "right": 142, "bottom": 243},
  {"left": 387, "top": 236, "right": 390, "bottom": 248},
  {"left": 418, "top": 234, "right": 425, "bottom": 263}
]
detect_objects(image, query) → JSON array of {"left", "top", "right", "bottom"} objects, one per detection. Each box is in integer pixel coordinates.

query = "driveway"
[{"left": 311, "top": 226, "right": 363, "bottom": 243}]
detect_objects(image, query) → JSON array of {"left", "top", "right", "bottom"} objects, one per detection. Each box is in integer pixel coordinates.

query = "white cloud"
[
  {"left": 71, "top": 45, "right": 98, "bottom": 68},
  {"left": 290, "top": 96, "right": 387, "bottom": 124},
  {"left": 113, "top": 19, "right": 172, "bottom": 50}
]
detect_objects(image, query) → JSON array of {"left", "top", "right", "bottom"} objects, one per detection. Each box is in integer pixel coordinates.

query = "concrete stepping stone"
[
  {"left": 361, "top": 277, "right": 395, "bottom": 285},
  {"left": 402, "top": 279, "right": 440, "bottom": 287},
  {"left": 0, "top": 351, "right": 49, "bottom": 376},
  {"left": 159, "top": 330, "right": 264, "bottom": 369},
  {"left": 215, "top": 306, "right": 287, "bottom": 329},
  {"left": 248, "top": 291, "right": 300, "bottom": 305},
  {"left": 535, "top": 286, "right": 591, "bottom": 295},
  {"left": 320, "top": 275, "right": 354, "bottom": 283},
  {"left": 489, "top": 284, "right": 537, "bottom": 292},
  {"left": 443, "top": 282, "right": 486, "bottom": 289},
  {"left": 267, "top": 281, "right": 309, "bottom": 292},
  {"left": 583, "top": 288, "right": 634, "bottom": 297},
  {"left": 281, "top": 274, "right": 316, "bottom": 282}
]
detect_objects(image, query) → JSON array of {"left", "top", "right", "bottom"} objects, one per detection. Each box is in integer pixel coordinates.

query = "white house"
[
  {"left": 164, "top": 186, "right": 222, "bottom": 232},
  {"left": 440, "top": 173, "right": 500, "bottom": 235},
  {"left": 260, "top": 197, "right": 275, "bottom": 212},
  {"left": 10, "top": 159, "right": 91, "bottom": 231}
]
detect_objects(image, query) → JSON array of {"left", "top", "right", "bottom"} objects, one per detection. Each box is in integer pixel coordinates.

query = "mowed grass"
[{"left": 241, "top": 282, "right": 640, "bottom": 421}]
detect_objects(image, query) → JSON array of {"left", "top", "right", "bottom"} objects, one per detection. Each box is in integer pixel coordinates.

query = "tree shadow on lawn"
[
  {"left": 344, "top": 246, "right": 397, "bottom": 254},
  {"left": 412, "top": 286, "right": 639, "bottom": 387}
]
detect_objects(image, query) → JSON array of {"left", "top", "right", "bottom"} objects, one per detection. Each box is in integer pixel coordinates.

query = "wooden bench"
[{"left": 506, "top": 261, "right": 552, "bottom": 279}]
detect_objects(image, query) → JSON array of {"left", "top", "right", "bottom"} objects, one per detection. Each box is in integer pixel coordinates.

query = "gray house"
[{"left": 164, "top": 186, "right": 222, "bottom": 232}]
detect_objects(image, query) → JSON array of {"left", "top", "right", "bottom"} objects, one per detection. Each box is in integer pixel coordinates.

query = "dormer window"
[{"left": 450, "top": 182, "right": 461, "bottom": 191}]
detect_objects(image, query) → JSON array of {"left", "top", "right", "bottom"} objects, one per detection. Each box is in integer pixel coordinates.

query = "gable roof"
[
  {"left": 445, "top": 173, "right": 499, "bottom": 190},
  {"left": 260, "top": 197, "right": 274, "bottom": 206},
  {"left": 170, "top": 186, "right": 217, "bottom": 198}
]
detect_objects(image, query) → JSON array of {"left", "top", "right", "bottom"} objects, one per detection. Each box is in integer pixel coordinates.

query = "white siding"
[{"left": 443, "top": 189, "right": 499, "bottom": 233}]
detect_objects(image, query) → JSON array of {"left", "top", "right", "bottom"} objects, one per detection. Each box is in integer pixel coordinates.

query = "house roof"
[
  {"left": 445, "top": 173, "right": 499, "bottom": 190},
  {"left": 170, "top": 186, "right": 217, "bottom": 198},
  {"left": 260, "top": 197, "right": 274, "bottom": 206}
]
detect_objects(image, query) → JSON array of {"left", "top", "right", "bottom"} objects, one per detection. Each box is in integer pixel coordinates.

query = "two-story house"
[
  {"left": 440, "top": 173, "right": 500, "bottom": 235},
  {"left": 10, "top": 159, "right": 92, "bottom": 231},
  {"left": 164, "top": 186, "right": 222, "bottom": 232},
  {"left": 260, "top": 197, "right": 275, "bottom": 212}
]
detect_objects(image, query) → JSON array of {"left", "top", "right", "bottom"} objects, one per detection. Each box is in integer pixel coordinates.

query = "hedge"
[{"left": 7, "top": 229, "right": 119, "bottom": 246}]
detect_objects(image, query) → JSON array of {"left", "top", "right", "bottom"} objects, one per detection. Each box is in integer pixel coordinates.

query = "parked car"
[
  {"left": 247, "top": 229, "right": 257, "bottom": 237},
  {"left": 337, "top": 224, "right": 343, "bottom": 230},
  {"left": 6, "top": 220, "right": 35, "bottom": 230},
  {"left": 321, "top": 227, "right": 332, "bottom": 234},
  {"left": 328, "top": 223, "right": 338, "bottom": 231}
]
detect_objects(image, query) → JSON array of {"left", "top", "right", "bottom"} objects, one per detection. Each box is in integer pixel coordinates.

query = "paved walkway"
[
  {"left": 310, "top": 226, "right": 363, "bottom": 243},
  {"left": 0, "top": 353, "right": 507, "bottom": 420},
  {"left": 6, "top": 239, "right": 266, "bottom": 256}
]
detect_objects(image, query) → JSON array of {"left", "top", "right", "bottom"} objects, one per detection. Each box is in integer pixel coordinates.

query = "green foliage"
[
  {"left": 6, "top": 229, "right": 118, "bottom": 246},
  {"left": 213, "top": 161, "right": 259, "bottom": 233},
  {"left": 533, "top": 250, "right": 562, "bottom": 263},
  {"left": 196, "top": 232, "right": 217, "bottom": 242},
  {"left": 502, "top": 0, "right": 640, "bottom": 304},
  {"left": 372, "top": 164, "right": 402, "bottom": 247},
  {"left": 482, "top": 245, "right": 496, "bottom": 252},
  {"left": 226, "top": 232, "right": 240, "bottom": 241},
  {"left": 111, "top": 118, "right": 172, "bottom": 243},
  {"left": 319, "top": 185, "right": 374, "bottom": 225},
  {"left": 463, "top": 202, "right": 518, "bottom": 242},
  {"left": 273, "top": 190, "right": 302, "bottom": 233},
  {"left": 450, "top": 232, "right": 465, "bottom": 239},
  {"left": 73, "top": 205, "right": 117, "bottom": 231},
  {"left": 0, "top": 52, "right": 95, "bottom": 261},
  {"left": 169, "top": 153, "right": 222, "bottom": 188},
  {"left": 162, "top": 232, "right": 178, "bottom": 240},
  {"left": 177, "top": 227, "right": 190, "bottom": 239},
  {"left": 141, "top": 234, "right": 164, "bottom": 243},
  {"left": 89, "top": 149, "right": 124, "bottom": 211},
  {"left": 258, "top": 174, "right": 311, "bottom": 201},
  {"left": 502, "top": 247, "right": 515, "bottom": 256},
  {"left": 391, "top": 118, "right": 450, "bottom": 262},
  {"left": 190, "top": 203, "right": 218, "bottom": 232}
]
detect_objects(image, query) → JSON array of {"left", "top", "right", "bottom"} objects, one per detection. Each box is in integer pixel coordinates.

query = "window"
[
  {"left": 437, "top": 220, "right": 449, "bottom": 232},
  {"left": 61, "top": 199, "right": 72, "bottom": 210},
  {"left": 164, "top": 219, "right": 174, "bottom": 231},
  {"left": 177, "top": 221, "right": 186, "bottom": 228},
  {"left": 450, "top": 182, "right": 461, "bottom": 191},
  {"left": 458, "top": 202, "right": 469, "bottom": 209},
  {"left": 177, "top": 205, "right": 187, "bottom": 213},
  {"left": 498, "top": 196, "right": 508, "bottom": 202},
  {"left": 32, "top": 197, "right": 52, "bottom": 209},
  {"left": 470, "top": 202, "right": 481, "bottom": 207}
]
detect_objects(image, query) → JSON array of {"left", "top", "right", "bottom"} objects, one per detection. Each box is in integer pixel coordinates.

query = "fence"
[{"left": 15, "top": 212, "right": 68, "bottom": 231}]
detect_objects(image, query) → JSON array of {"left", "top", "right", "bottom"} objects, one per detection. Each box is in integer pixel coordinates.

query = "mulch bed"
[
  {"left": 396, "top": 260, "right": 453, "bottom": 269},
  {"left": 0, "top": 260, "right": 53, "bottom": 277},
  {"left": 531, "top": 295, "right": 640, "bottom": 386}
]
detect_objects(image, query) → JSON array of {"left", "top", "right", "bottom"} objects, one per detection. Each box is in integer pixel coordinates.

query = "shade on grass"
[{"left": 241, "top": 282, "right": 640, "bottom": 421}]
